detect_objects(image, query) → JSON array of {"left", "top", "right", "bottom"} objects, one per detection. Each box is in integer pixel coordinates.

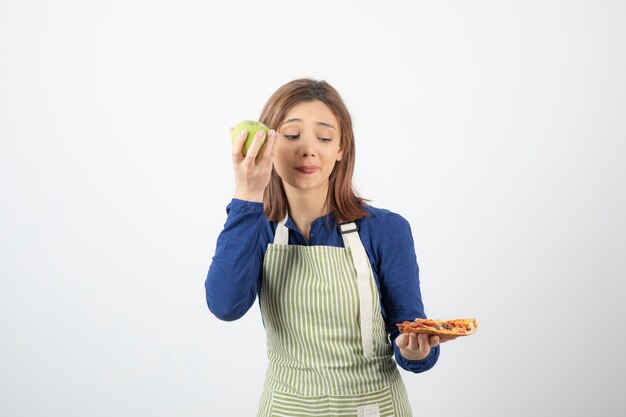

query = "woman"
[{"left": 206, "top": 78, "right": 447, "bottom": 416}]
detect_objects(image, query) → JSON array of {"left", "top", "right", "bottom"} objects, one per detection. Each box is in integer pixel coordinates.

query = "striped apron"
[{"left": 257, "top": 218, "right": 412, "bottom": 417}]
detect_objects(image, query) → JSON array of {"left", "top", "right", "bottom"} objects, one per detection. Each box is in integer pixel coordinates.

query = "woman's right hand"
[{"left": 231, "top": 127, "right": 277, "bottom": 202}]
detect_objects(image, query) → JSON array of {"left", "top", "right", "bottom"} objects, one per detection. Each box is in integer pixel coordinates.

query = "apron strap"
[
  {"left": 273, "top": 215, "right": 289, "bottom": 245},
  {"left": 340, "top": 222, "right": 374, "bottom": 358}
]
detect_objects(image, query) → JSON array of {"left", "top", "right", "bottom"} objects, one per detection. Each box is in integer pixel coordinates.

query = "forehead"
[{"left": 282, "top": 100, "right": 339, "bottom": 128}]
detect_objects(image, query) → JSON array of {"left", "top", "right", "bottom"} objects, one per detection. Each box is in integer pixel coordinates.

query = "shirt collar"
[{"left": 283, "top": 212, "right": 336, "bottom": 233}]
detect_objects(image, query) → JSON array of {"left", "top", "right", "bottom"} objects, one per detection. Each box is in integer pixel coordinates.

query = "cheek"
[
  {"left": 325, "top": 161, "right": 338, "bottom": 174},
  {"left": 322, "top": 146, "right": 342, "bottom": 163},
  {"left": 273, "top": 141, "right": 291, "bottom": 158},
  {"left": 272, "top": 148, "right": 290, "bottom": 174}
]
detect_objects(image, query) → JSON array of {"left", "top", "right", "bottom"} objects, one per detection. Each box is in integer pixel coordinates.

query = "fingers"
[
  {"left": 396, "top": 333, "right": 431, "bottom": 361},
  {"left": 429, "top": 335, "right": 440, "bottom": 347},
  {"left": 399, "top": 333, "right": 455, "bottom": 348},
  {"left": 397, "top": 333, "right": 425, "bottom": 351},
  {"left": 265, "top": 130, "right": 277, "bottom": 159},
  {"left": 244, "top": 129, "right": 267, "bottom": 160},
  {"left": 418, "top": 334, "right": 430, "bottom": 355},
  {"left": 410, "top": 333, "right": 421, "bottom": 351},
  {"left": 230, "top": 124, "right": 276, "bottom": 166},
  {"left": 395, "top": 333, "right": 409, "bottom": 349},
  {"left": 231, "top": 129, "right": 247, "bottom": 163}
]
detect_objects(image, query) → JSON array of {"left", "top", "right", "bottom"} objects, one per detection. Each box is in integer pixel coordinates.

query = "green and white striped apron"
[{"left": 258, "top": 218, "right": 412, "bottom": 417}]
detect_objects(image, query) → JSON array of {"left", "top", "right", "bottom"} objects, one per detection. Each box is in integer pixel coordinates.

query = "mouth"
[{"left": 295, "top": 166, "right": 319, "bottom": 175}]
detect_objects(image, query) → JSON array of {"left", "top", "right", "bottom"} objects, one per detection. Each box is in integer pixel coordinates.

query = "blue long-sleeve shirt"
[{"left": 205, "top": 198, "right": 439, "bottom": 373}]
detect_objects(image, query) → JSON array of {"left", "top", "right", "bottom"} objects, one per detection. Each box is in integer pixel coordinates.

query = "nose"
[{"left": 297, "top": 133, "right": 317, "bottom": 157}]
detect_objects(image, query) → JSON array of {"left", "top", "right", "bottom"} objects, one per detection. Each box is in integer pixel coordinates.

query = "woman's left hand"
[{"left": 395, "top": 333, "right": 458, "bottom": 361}]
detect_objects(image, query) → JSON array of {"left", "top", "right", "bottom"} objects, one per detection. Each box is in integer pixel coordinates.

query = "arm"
[
  {"left": 377, "top": 212, "right": 440, "bottom": 373},
  {"left": 205, "top": 125, "right": 277, "bottom": 321},
  {"left": 205, "top": 199, "right": 269, "bottom": 321}
]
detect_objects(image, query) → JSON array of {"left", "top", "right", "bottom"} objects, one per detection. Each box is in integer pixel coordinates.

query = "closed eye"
[{"left": 283, "top": 134, "right": 333, "bottom": 142}]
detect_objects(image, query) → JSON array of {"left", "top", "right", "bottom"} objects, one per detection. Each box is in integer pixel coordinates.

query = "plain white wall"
[{"left": 2, "top": 1, "right": 625, "bottom": 416}]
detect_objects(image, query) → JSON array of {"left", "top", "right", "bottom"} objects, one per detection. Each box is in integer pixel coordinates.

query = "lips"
[{"left": 295, "top": 166, "right": 319, "bottom": 174}]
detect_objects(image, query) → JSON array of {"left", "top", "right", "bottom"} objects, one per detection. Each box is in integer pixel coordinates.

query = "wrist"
[{"left": 234, "top": 190, "right": 264, "bottom": 203}]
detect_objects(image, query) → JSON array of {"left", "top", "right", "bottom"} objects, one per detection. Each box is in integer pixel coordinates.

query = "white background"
[{"left": 2, "top": 1, "right": 625, "bottom": 416}]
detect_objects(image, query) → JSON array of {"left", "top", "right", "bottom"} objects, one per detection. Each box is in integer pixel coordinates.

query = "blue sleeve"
[
  {"left": 205, "top": 199, "right": 270, "bottom": 321},
  {"left": 377, "top": 212, "right": 440, "bottom": 373}
]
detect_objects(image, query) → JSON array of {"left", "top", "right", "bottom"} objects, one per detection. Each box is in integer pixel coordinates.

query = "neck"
[{"left": 284, "top": 184, "right": 329, "bottom": 242}]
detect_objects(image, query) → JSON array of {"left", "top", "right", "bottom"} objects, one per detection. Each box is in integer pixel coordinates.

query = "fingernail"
[
  {"left": 241, "top": 130, "right": 247, "bottom": 136},
  {"left": 258, "top": 130, "right": 265, "bottom": 137}
]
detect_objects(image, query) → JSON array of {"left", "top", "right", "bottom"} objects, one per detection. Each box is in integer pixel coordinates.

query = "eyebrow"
[{"left": 281, "top": 118, "right": 337, "bottom": 131}]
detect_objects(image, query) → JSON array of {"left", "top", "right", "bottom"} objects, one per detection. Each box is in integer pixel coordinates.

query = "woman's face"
[{"left": 274, "top": 100, "right": 343, "bottom": 196}]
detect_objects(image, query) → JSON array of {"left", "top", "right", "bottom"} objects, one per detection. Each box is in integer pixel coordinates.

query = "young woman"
[{"left": 206, "top": 78, "right": 449, "bottom": 416}]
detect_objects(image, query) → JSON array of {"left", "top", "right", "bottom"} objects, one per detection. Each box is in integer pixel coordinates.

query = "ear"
[{"left": 337, "top": 148, "right": 343, "bottom": 161}]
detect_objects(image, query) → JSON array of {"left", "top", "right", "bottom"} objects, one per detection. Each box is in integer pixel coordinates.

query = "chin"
[{"left": 287, "top": 179, "right": 327, "bottom": 193}]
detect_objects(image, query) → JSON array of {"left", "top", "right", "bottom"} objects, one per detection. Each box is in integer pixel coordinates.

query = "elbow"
[
  {"left": 205, "top": 264, "right": 258, "bottom": 321},
  {"left": 206, "top": 299, "right": 247, "bottom": 322},
  {"left": 205, "top": 280, "right": 255, "bottom": 322}
]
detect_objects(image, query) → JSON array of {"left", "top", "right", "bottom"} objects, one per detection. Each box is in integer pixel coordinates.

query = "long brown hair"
[{"left": 259, "top": 78, "right": 368, "bottom": 224}]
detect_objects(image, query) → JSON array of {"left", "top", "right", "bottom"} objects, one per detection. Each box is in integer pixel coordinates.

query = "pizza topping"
[{"left": 396, "top": 318, "right": 478, "bottom": 336}]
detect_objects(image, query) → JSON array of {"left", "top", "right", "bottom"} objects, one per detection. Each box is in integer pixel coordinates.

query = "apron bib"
[{"left": 257, "top": 218, "right": 412, "bottom": 417}]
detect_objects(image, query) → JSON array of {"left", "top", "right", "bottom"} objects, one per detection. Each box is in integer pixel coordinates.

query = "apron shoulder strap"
[
  {"left": 273, "top": 215, "right": 289, "bottom": 245},
  {"left": 340, "top": 222, "right": 374, "bottom": 358}
]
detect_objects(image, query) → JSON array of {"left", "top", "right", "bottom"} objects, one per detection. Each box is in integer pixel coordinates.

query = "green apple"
[{"left": 231, "top": 120, "right": 269, "bottom": 157}]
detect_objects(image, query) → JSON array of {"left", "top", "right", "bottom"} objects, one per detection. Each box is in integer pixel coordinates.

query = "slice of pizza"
[{"left": 396, "top": 318, "right": 478, "bottom": 337}]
